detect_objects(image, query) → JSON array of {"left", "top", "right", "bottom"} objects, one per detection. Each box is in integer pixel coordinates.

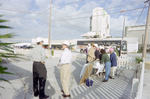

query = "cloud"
[{"left": 0, "top": 0, "right": 147, "bottom": 43}]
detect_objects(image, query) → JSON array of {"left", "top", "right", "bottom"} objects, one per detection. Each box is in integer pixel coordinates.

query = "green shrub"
[
  {"left": 51, "top": 49, "right": 54, "bottom": 56},
  {"left": 136, "top": 57, "right": 143, "bottom": 63},
  {"left": 137, "top": 47, "right": 143, "bottom": 53}
]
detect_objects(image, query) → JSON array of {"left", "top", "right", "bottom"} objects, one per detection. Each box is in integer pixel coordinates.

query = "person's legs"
[
  {"left": 105, "top": 62, "right": 111, "bottom": 81},
  {"left": 37, "top": 63, "right": 47, "bottom": 98},
  {"left": 60, "top": 66, "right": 64, "bottom": 90},
  {"left": 112, "top": 66, "right": 117, "bottom": 78},
  {"left": 33, "top": 63, "right": 39, "bottom": 96},
  {"left": 39, "top": 77, "right": 46, "bottom": 97},
  {"left": 86, "top": 55, "right": 88, "bottom": 63},
  {"left": 110, "top": 67, "right": 113, "bottom": 77},
  {"left": 61, "top": 64, "right": 71, "bottom": 95}
]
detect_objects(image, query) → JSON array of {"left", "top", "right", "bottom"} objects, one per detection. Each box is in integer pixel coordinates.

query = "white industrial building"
[
  {"left": 125, "top": 25, "right": 150, "bottom": 49},
  {"left": 82, "top": 7, "right": 110, "bottom": 38}
]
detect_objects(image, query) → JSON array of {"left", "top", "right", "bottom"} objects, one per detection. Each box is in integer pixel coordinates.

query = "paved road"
[{"left": 0, "top": 58, "right": 135, "bottom": 99}]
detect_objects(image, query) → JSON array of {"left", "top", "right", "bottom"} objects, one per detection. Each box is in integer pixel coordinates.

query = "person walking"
[
  {"left": 57, "top": 41, "right": 72, "bottom": 98},
  {"left": 100, "top": 49, "right": 111, "bottom": 82},
  {"left": 109, "top": 48, "right": 117, "bottom": 79},
  {"left": 87, "top": 44, "right": 95, "bottom": 63},
  {"left": 27, "top": 37, "right": 49, "bottom": 99}
]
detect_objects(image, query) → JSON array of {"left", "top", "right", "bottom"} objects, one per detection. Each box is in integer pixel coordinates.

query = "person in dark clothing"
[
  {"left": 93, "top": 44, "right": 100, "bottom": 61},
  {"left": 27, "top": 37, "right": 49, "bottom": 99},
  {"left": 109, "top": 48, "right": 117, "bottom": 79},
  {"left": 99, "top": 46, "right": 104, "bottom": 61}
]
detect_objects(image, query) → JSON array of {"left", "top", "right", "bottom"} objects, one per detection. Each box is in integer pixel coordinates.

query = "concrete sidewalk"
[
  {"left": 0, "top": 57, "right": 136, "bottom": 99},
  {"left": 142, "top": 69, "right": 150, "bottom": 99}
]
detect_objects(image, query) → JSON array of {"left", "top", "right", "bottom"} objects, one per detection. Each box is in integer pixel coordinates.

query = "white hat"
[
  {"left": 62, "top": 41, "right": 70, "bottom": 46},
  {"left": 36, "top": 37, "right": 43, "bottom": 43},
  {"left": 94, "top": 44, "right": 98, "bottom": 47},
  {"left": 88, "top": 44, "right": 91, "bottom": 46},
  {"left": 99, "top": 46, "right": 103, "bottom": 49}
]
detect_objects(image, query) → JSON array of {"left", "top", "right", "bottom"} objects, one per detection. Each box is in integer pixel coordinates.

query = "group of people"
[
  {"left": 27, "top": 37, "right": 118, "bottom": 99},
  {"left": 86, "top": 43, "right": 118, "bottom": 82},
  {"left": 27, "top": 37, "right": 72, "bottom": 99}
]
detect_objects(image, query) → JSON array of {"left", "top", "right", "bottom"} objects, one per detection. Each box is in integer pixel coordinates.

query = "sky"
[{"left": 0, "top": 0, "right": 148, "bottom": 42}]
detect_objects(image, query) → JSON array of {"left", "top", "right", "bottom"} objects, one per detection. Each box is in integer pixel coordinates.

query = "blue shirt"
[{"left": 110, "top": 52, "right": 117, "bottom": 67}]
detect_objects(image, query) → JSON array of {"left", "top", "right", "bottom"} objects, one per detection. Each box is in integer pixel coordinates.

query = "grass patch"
[{"left": 145, "top": 62, "right": 150, "bottom": 70}]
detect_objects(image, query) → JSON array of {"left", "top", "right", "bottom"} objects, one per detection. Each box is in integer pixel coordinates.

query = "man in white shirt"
[
  {"left": 57, "top": 41, "right": 72, "bottom": 98},
  {"left": 27, "top": 37, "right": 49, "bottom": 99}
]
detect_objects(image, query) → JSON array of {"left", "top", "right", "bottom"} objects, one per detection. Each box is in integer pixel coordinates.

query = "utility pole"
[
  {"left": 122, "top": 18, "right": 125, "bottom": 40},
  {"left": 142, "top": 0, "right": 150, "bottom": 58},
  {"left": 121, "top": 18, "right": 125, "bottom": 56},
  {"left": 48, "top": 0, "right": 52, "bottom": 50},
  {"left": 36, "top": 29, "right": 37, "bottom": 47},
  {"left": 36, "top": 29, "right": 37, "bottom": 38},
  {"left": 142, "top": 34, "right": 144, "bottom": 48}
]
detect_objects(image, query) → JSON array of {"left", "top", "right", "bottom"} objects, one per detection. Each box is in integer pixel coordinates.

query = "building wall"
[
  {"left": 125, "top": 25, "right": 150, "bottom": 48},
  {"left": 92, "top": 7, "right": 110, "bottom": 38},
  {"left": 124, "top": 37, "right": 139, "bottom": 53}
]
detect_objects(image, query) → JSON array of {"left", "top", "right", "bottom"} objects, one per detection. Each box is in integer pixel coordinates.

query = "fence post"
[{"left": 139, "top": 58, "right": 145, "bottom": 99}]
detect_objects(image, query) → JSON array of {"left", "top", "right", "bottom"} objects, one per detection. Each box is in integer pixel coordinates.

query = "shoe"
[
  {"left": 62, "top": 94, "right": 71, "bottom": 98},
  {"left": 61, "top": 90, "right": 64, "bottom": 93},
  {"left": 90, "top": 74, "right": 95, "bottom": 76},
  {"left": 109, "top": 76, "right": 112, "bottom": 79},
  {"left": 40, "top": 95, "right": 49, "bottom": 99},
  {"left": 110, "top": 76, "right": 115, "bottom": 79},
  {"left": 99, "top": 73, "right": 101, "bottom": 76},
  {"left": 102, "top": 80, "right": 107, "bottom": 82},
  {"left": 34, "top": 91, "right": 39, "bottom": 97}
]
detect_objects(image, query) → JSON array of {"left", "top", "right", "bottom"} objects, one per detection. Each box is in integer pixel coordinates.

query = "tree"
[{"left": 0, "top": 15, "right": 19, "bottom": 89}]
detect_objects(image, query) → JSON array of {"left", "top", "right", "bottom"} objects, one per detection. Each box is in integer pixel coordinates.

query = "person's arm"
[
  {"left": 100, "top": 54, "right": 105, "bottom": 64},
  {"left": 41, "top": 48, "right": 46, "bottom": 63}
]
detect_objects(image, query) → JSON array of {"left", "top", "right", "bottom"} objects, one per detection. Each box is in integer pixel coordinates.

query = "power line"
[
  {"left": 13, "top": 3, "right": 147, "bottom": 26},
  {"left": 54, "top": 1, "right": 144, "bottom": 19},
  {"left": 5, "top": 0, "right": 48, "bottom": 8},
  {"left": 0, "top": 7, "right": 43, "bottom": 14},
  {"left": 5, "top": 0, "right": 84, "bottom": 9},
  {"left": 127, "top": 2, "right": 148, "bottom": 35},
  {"left": 15, "top": 21, "right": 49, "bottom": 33},
  {"left": 1, "top": 0, "right": 143, "bottom": 24},
  {"left": 52, "top": 0, "right": 85, "bottom": 8},
  {"left": 51, "top": 6, "right": 148, "bottom": 22},
  {"left": 14, "top": 6, "right": 147, "bottom": 33},
  {"left": 21, "top": 0, "right": 85, "bottom": 23}
]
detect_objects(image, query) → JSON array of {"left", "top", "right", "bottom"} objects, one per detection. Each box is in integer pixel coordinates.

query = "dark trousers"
[
  {"left": 33, "top": 62, "right": 47, "bottom": 98},
  {"left": 86, "top": 55, "right": 88, "bottom": 63}
]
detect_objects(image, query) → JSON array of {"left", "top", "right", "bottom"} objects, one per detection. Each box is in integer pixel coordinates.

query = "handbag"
[{"left": 86, "top": 78, "right": 94, "bottom": 87}]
